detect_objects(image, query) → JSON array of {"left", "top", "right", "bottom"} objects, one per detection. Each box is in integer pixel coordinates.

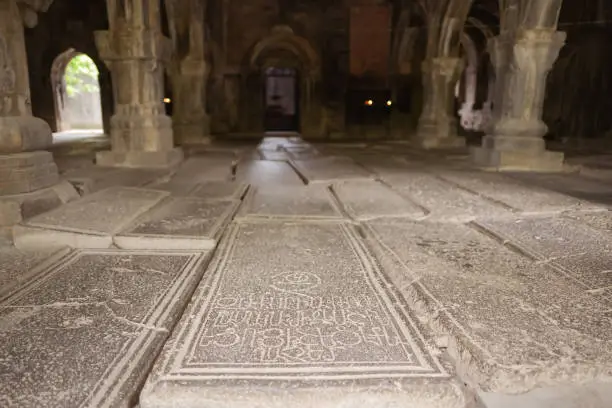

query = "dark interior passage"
[{"left": 264, "top": 67, "right": 299, "bottom": 132}]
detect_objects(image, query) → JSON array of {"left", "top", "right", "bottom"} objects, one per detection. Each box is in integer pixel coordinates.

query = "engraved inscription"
[{"left": 196, "top": 292, "right": 414, "bottom": 364}]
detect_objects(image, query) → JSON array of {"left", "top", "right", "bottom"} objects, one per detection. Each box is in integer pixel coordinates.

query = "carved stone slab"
[
  {"left": 0, "top": 245, "right": 70, "bottom": 300},
  {"left": 141, "top": 222, "right": 463, "bottom": 408},
  {"left": 0, "top": 249, "right": 212, "bottom": 408},
  {"left": 364, "top": 219, "right": 612, "bottom": 393},
  {"left": 189, "top": 181, "right": 249, "bottom": 201},
  {"left": 290, "top": 156, "right": 374, "bottom": 184},
  {"left": 115, "top": 198, "right": 241, "bottom": 250},
  {"left": 382, "top": 172, "right": 510, "bottom": 222},
  {"left": 237, "top": 185, "right": 343, "bottom": 221},
  {"left": 332, "top": 179, "right": 426, "bottom": 221},
  {"left": 14, "top": 187, "right": 168, "bottom": 250},
  {"left": 438, "top": 171, "right": 603, "bottom": 214}
]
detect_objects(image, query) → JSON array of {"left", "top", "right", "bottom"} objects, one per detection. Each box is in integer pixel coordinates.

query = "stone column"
[
  {"left": 414, "top": 57, "right": 465, "bottom": 149},
  {"left": 0, "top": 0, "right": 78, "bottom": 239},
  {"left": 171, "top": 57, "right": 211, "bottom": 145},
  {"left": 94, "top": 11, "right": 182, "bottom": 168},
  {"left": 471, "top": 29, "right": 566, "bottom": 171}
]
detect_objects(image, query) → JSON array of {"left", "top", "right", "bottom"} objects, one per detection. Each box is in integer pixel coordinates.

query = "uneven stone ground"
[{"left": 1, "top": 136, "right": 612, "bottom": 408}]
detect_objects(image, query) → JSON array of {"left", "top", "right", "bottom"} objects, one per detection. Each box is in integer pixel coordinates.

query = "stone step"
[
  {"left": 139, "top": 222, "right": 469, "bottom": 408},
  {"left": 0, "top": 248, "right": 213, "bottom": 408},
  {"left": 363, "top": 219, "right": 612, "bottom": 399},
  {"left": 13, "top": 187, "right": 169, "bottom": 250}
]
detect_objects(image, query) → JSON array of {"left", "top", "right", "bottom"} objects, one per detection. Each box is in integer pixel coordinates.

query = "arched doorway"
[
  {"left": 264, "top": 66, "right": 299, "bottom": 132},
  {"left": 51, "top": 49, "right": 103, "bottom": 139},
  {"left": 243, "top": 25, "right": 321, "bottom": 137}
]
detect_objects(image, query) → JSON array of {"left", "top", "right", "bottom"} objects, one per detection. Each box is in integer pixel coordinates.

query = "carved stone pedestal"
[
  {"left": 471, "top": 30, "right": 566, "bottom": 172},
  {"left": 0, "top": 0, "right": 78, "bottom": 240},
  {"left": 414, "top": 57, "right": 465, "bottom": 149}
]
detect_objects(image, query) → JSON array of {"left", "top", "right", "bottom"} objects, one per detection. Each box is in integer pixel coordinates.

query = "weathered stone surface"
[
  {"left": 470, "top": 146, "right": 565, "bottom": 172},
  {"left": 115, "top": 198, "right": 240, "bottom": 250},
  {"left": 0, "top": 180, "right": 79, "bottom": 241},
  {"left": 476, "top": 216, "right": 612, "bottom": 260},
  {"left": 0, "top": 249, "right": 211, "bottom": 408},
  {"left": 238, "top": 185, "right": 342, "bottom": 220},
  {"left": 258, "top": 149, "right": 291, "bottom": 161},
  {"left": 95, "top": 148, "right": 184, "bottom": 170},
  {"left": 364, "top": 220, "right": 612, "bottom": 393},
  {"left": 291, "top": 156, "right": 373, "bottom": 183},
  {"left": 475, "top": 217, "right": 612, "bottom": 297},
  {"left": 382, "top": 172, "right": 509, "bottom": 222},
  {"left": 332, "top": 179, "right": 425, "bottom": 221},
  {"left": 171, "top": 155, "right": 237, "bottom": 184},
  {"left": 63, "top": 167, "right": 169, "bottom": 195},
  {"left": 190, "top": 181, "right": 249, "bottom": 201},
  {"left": 0, "top": 245, "right": 70, "bottom": 300},
  {"left": 14, "top": 187, "right": 168, "bottom": 249},
  {"left": 0, "top": 151, "right": 59, "bottom": 195},
  {"left": 237, "top": 160, "right": 304, "bottom": 186},
  {"left": 439, "top": 171, "right": 602, "bottom": 213},
  {"left": 140, "top": 222, "right": 465, "bottom": 408}
]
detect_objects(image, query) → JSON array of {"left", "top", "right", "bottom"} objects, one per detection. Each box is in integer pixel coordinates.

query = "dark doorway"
[{"left": 263, "top": 67, "right": 299, "bottom": 132}]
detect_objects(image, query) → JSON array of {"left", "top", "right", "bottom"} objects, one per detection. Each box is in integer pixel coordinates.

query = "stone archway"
[
  {"left": 50, "top": 48, "right": 79, "bottom": 132},
  {"left": 241, "top": 25, "right": 323, "bottom": 138},
  {"left": 50, "top": 49, "right": 103, "bottom": 134}
]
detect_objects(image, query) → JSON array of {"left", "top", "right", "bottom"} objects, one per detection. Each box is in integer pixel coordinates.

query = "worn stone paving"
[{"left": 1, "top": 136, "right": 612, "bottom": 407}]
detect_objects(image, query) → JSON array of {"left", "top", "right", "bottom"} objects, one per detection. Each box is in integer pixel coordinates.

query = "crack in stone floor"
[{"left": 1, "top": 136, "right": 612, "bottom": 407}]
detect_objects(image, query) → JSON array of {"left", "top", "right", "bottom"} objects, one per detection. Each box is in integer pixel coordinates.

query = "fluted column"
[
  {"left": 414, "top": 57, "right": 465, "bottom": 149},
  {"left": 471, "top": 29, "right": 566, "bottom": 171}
]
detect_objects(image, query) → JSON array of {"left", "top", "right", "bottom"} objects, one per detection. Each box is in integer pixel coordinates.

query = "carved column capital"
[{"left": 513, "top": 29, "right": 566, "bottom": 73}]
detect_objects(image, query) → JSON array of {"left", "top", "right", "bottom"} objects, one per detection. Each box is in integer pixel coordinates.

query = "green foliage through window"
[{"left": 64, "top": 54, "right": 100, "bottom": 97}]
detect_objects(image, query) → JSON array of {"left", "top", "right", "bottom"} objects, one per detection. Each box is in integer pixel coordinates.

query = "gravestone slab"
[
  {"left": 476, "top": 216, "right": 612, "bottom": 260},
  {"left": 236, "top": 160, "right": 304, "bottom": 186},
  {"left": 0, "top": 249, "right": 211, "bottom": 408},
  {"left": 64, "top": 168, "right": 169, "bottom": 195},
  {"left": 364, "top": 220, "right": 612, "bottom": 394},
  {"left": 190, "top": 181, "right": 249, "bottom": 201},
  {"left": 291, "top": 156, "right": 374, "bottom": 184},
  {"left": 14, "top": 187, "right": 168, "bottom": 250},
  {"left": 145, "top": 181, "right": 198, "bottom": 196},
  {"left": 382, "top": 172, "right": 510, "bottom": 222},
  {"left": 115, "top": 198, "right": 240, "bottom": 250},
  {"left": 439, "top": 171, "right": 603, "bottom": 214},
  {"left": 0, "top": 246, "right": 70, "bottom": 300},
  {"left": 332, "top": 179, "right": 425, "bottom": 221},
  {"left": 476, "top": 217, "right": 612, "bottom": 293},
  {"left": 564, "top": 211, "right": 612, "bottom": 232},
  {"left": 237, "top": 185, "right": 343, "bottom": 221},
  {"left": 140, "top": 222, "right": 464, "bottom": 408},
  {"left": 258, "top": 150, "right": 291, "bottom": 161}
]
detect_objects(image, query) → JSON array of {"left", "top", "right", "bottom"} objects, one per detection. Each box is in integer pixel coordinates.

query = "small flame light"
[
  {"left": 364, "top": 99, "right": 374, "bottom": 106},
  {"left": 386, "top": 100, "right": 392, "bottom": 106},
  {"left": 163, "top": 98, "right": 171, "bottom": 103}
]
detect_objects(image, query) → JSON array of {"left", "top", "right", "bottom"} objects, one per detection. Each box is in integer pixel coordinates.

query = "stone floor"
[{"left": 1, "top": 136, "right": 612, "bottom": 408}]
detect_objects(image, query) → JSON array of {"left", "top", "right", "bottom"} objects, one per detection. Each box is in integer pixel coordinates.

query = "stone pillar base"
[
  {"left": 414, "top": 119, "right": 465, "bottom": 149},
  {"left": 96, "top": 147, "right": 184, "bottom": 169},
  {"left": 0, "top": 151, "right": 60, "bottom": 195},
  {"left": 0, "top": 180, "right": 79, "bottom": 242},
  {"left": 470, "top": 146, "right": 565, "bottom": 172}
]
